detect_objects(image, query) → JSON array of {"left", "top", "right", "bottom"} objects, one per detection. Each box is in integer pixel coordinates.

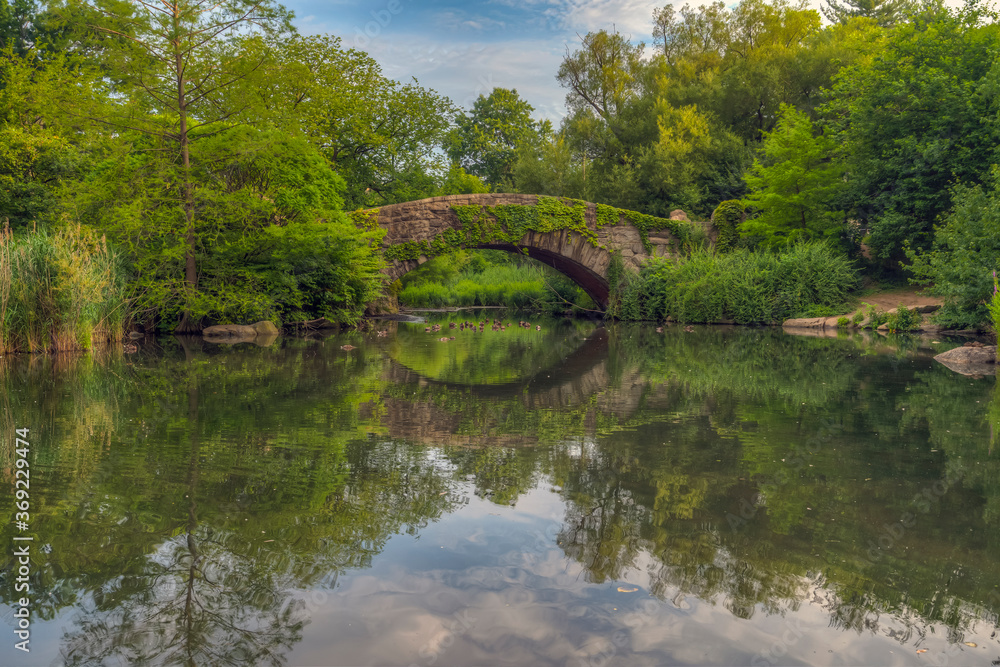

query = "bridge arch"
[{"left": 354, "top": 194, "right": 711, "bottom": 310}]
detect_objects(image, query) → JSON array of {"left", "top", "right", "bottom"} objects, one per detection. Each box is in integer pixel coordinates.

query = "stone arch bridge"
[{"left": 352, "top": 194, "right": 713, "bottom": 310}]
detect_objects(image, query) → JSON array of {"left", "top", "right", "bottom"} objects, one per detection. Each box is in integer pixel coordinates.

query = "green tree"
[
  {"left": 73, "top": 127, "right": 384, "bottom": 327},
  {"left": 513, "top": 134, "right": 586, "bottom": 199},
  {"left": 907, "top": 167, "right": 1000, "bottom": 328},
  {"left": 444, "top": 87, "right": 548, "bottom": 189},
  {"left": 79, "top": 0, "right": 294, "bottom": 331},
  {"left": 741, "top": 104, "right": 846, "bottom": 246},
  {"left": 824, "top": 3, "right": 1000, "bottom": 262},
  {"left": 245, "top": 34, "right": 455, "bottom": 208},
  {"left": 822, "top": 0, "right": 916, "bottom": 27}
]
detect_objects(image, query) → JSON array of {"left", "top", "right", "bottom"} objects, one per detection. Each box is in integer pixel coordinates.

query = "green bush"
[
  {"left": 907, "top": 168, "right": 1000, "bottom": 328},
  {"left": 619, "top": 242, "right": 857, "bottom": 323},
  {"left": 712, "top": 200, "right": 743, "bottom": 253},
  {"left": 885, "top": 305, "right": 921, "bottom": 332}
]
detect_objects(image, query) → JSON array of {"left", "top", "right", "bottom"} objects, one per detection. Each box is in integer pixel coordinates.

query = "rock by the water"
[
  {"left": 250, "top": 320, "right": 280, "bottom": 336},
  {"left": 782, "top": 317, "right": 827, "bottom": 329},
  {"left": 203, "top": 324, "right": 257, "bottom": 338},
  {"left": 933, "top": 345, "right": 996, "bottom": 375}
]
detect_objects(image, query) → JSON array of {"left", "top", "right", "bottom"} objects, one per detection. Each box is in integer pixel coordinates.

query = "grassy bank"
[
  {"left": 399, "top": 251, "right": 595, "bottom": 313},
  {"left": 0, "top": 225, "right": 128, "bottom": 353},
  {"left": 609, "top": 242, "right": 858, "bottom": 323}
]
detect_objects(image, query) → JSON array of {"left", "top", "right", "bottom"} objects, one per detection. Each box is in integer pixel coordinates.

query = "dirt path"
[{"left": 850, "top": 287, "right": 943, "bottom": 312}]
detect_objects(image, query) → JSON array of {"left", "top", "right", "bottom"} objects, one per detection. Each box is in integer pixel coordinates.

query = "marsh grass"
[{"left": 0, "top": 224, "right": 129, "bottom": 353}]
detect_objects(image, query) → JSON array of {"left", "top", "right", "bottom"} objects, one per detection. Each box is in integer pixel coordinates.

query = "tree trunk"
[{"left": 174, "top": 6, "right": 200, "bottom": 334}]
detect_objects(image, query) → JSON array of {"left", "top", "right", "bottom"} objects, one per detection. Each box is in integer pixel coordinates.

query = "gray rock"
[
  {"left": 203, "top": 324, "right": 257, "bottom": 338},
  {"left": 934, "top": 345, "right": 997, "bottom": 369}
]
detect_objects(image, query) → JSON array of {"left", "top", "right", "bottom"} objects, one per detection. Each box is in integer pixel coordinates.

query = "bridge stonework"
[{"left": 362, "top": 193, "right": 710, "bottom": 309}]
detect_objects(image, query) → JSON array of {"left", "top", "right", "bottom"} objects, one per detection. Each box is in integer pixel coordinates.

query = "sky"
[{"left": 284, "top": 0, "right": 669, "bottom": 123}]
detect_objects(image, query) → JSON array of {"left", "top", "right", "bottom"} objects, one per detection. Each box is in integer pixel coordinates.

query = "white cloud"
[
  {"left": 361, "top": 35, "right": 572, "bottom": 121},
  {"left": 434, "top": 10, "right": 508, "bottom": 31}
]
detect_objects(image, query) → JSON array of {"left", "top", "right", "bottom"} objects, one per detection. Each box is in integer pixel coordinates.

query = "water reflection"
[{"left": 2, "top": 321, "right": 999, "bottom": 665}]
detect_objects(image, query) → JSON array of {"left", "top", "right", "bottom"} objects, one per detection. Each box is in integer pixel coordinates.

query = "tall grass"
[
  {"left": 399, "top": 259, "right": 591, "bottom": 311},
  {"left": 612, "top": 242, "right": 858, "bottom": 323},
  {"left": 0, "top": 224, "right": 129, "bottom": 353}
]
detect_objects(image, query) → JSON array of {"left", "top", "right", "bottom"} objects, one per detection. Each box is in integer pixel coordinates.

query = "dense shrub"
[
  {"left": 0, "top": 225, "right": 127, "bottom": 352},
  {"left": 615, "top": 242, "right": 857, "bottom": 323}
]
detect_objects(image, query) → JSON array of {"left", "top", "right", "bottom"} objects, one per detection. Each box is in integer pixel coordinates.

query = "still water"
[{"left": 2, "top": 316, "right": 999, "bottom": 666}]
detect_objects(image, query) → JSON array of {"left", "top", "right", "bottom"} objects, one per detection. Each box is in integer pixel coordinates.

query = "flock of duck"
[{"left": 425, "top": 319, "right": 541, "bottom": 342}]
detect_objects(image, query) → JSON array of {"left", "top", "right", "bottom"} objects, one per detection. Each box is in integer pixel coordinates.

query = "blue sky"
[{"left": 284, "top": 0, "right": 667, "bottom": 123}]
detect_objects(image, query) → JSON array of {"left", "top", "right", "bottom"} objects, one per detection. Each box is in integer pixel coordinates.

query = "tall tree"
[
  {"left": 823, "top": 3, "right": 1000, "bottom": 261},
  {"left": 243, "top": 34, "right": 456, "bottom": 208},
  {"left": 81, "top": 0, "right": 293, "bottom": 331},
  {"left": 741, "top": 104, "right": 846, "bottom": 246},
  {"left": 822, "top": 0, "right": 916, "bottom": 27},
  {"left": 444, "top": 87, "right": 548, "bottom": 189}
]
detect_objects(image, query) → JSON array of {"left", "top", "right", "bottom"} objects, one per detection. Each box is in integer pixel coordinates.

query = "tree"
[
  {"left": 444, "top": 87, "right": 548, "bottom": 189},
  {"left": 824, "top": 3, "right": 1000, "bottom": 261},
  {"left": 741, "top": 104, "right": 846, "bottom": 246},
  {"left": 244, "top": 34, "right": 455, "bottom": 208},
  {"left": 822, "top": 0, "right": 916, "bottom": 27},
  {"left": 907, "top": 168, "right": 1000, "bottom": 328},
  {"left": 80, "top": 0, "right": 293, "bottom": 331},
  {"left": 513, "top": 134, "right": 586, "bottom": 199}
]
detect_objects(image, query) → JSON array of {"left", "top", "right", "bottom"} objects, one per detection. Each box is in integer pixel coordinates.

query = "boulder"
[
  {"left": 933, "top": 345, "right": 996, "bottom": 375},
  {"left": 250, "top": 320, "right": 280, "bottom": 336},
  {"left": 669, "top": 209, "right": 690, "bottom": 221},
  {"left": 782, "top": 317, "right": 827, "bottom": 329},
  {"left": 203, "top": 324, "right": 257, "bottom": 338}
]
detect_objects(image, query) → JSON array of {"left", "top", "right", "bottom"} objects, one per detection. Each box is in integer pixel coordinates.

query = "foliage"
[
  {"left": 906, "top": 169, "right": 1000, "bottom": 329},
  {"left": 72, "top": 127, "right": 384, "bottom": 328},
  {"left": 513, "top": 135, "right": 586, "bottom": 199},
  {"left": 741, "top": 105, "right": 846, "bottom": 248},
  {"left": 822, "top": 0, "right": 917, "bottom": 27},
  {"left": 244, "top": 33, "right": 456, "bottom": 208},
  {"left": 824, "top": 3, "right": 1000, "bottom": 261},
  {"left": 0, "top": 223, "right": 126, "bottom": 352},
  {"left": 79, "top": 0, "right": 294, "bottom": 331},
  {"left": 885, "top": 304, "right": 920, "bottom": 332},
  {"left": 616, "top": 242, "right": 857, "bottom": 323},
  {"left": 444, "top": 88, "right": 549, "bottom": 189},
  {"left": 398, "top": 250, "right": 592, "bottom": 312},
  {"left": 991, "top": 274, "right": 1000, "bottom": 338},
  {"left": 712, "top": 200, "right": 744, "bottom": 253}
]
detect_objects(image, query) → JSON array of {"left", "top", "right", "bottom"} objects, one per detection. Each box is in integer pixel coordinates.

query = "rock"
[
  {"left": 824, "top": 316, "right": 843, "bottom": 330},
  {"left": 915, "top": 304, "right": 941, "bottom": 314},
  {"left": 934, "top": 345, "right": 996, "bottom": 368},
  {"left": 250, "top": 320, "right": 279, "bottom": 336},
  {"left": 203, "top": 324, "right": 257, "bottom": 338},
  {"left": 669, "top": 209, "right": 690, "bottom": 221},
  {"left": 877, "top": 323, "right": 889, "bottom": 331},
  {"left": 782, "top": 317, "right": 827, "bottom": 329}
]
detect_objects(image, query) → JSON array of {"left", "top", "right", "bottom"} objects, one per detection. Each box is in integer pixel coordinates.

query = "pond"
[{"left": 2, "top": 316, "right": 999, "bottom": 666}]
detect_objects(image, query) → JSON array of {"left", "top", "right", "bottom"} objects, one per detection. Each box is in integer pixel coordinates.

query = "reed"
[{"left": 0, "top": 223, "right": 129, "bottom": 353}]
